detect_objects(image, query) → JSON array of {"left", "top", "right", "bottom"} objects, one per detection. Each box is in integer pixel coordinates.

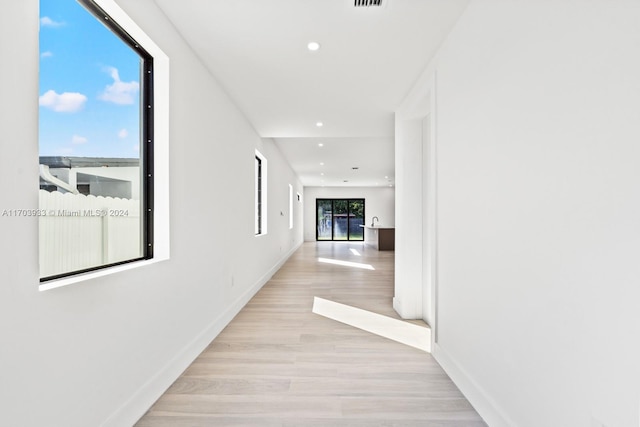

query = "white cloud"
[
  {"left": 71, "top": 135, "right": 88, "bottom": 145},
  {"left": 99, "top": 67, "right": 139, "bottom": 105},
  {"left": 41, "top": 51, "right": 53, "bottom": 58},
  {"left": 133, "top": 144, "right": 140, "bottom": 153},
  {"left": 118, "top": 129, "right": 129, "bottom": 139},
  {"left": 39, "top": 90, "right": 87, "bottom": 113},
  {"left": 40, "top": 17, "right": 65, "bottom": 28}
]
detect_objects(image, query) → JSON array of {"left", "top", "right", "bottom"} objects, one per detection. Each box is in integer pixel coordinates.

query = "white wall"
[
  {"left": 394, "top": 118, "right": 427, "bottom": 320},
  {"left": 396, "top": 0, "right": 640, "bottom": 426},
  {"left": 303, "top": 186, "right": 395, "bottom": 241},
  {"left": 0, "top": 1, "right": 302, "bottom": 426}
]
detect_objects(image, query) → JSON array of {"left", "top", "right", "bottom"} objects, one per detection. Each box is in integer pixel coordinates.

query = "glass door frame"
[{"left": 315, "top": 198, "right": 365, "bottom": 241}]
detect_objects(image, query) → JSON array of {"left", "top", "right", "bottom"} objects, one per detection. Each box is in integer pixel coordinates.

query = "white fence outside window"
[{"left": 39, "top": 190, "right": 141, "bottom": 278}]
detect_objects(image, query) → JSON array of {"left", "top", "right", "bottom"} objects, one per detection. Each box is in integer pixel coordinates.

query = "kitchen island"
[{"left": 360, "top": 225, "right": 395, "bottom": 251}]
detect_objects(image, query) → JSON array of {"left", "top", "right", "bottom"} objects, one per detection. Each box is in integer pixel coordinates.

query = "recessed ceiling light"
[
  {"left": 316, "top": 121, "right": 324, "bottom": 127},
  {"left": 318, "top": 143, "right": 323, "bottom": 147},
  {"left": 320, "top": 173, "right": 324, "bottom": 176},
  {"left": 385, "top": 176, "right": 388, "bottom": 179},
  {"left": 307, "top": 41, "right": 321, "bottom": 51},
  {"left": 320, "top": 162, "right": 324, "bottom": 166}
]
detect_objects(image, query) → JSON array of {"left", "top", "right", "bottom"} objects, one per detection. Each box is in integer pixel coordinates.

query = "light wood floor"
[{"left": 135, "top": 242, "right": 486, "bottom": 426}]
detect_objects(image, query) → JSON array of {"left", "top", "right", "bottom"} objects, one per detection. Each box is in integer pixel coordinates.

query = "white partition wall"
[{"left": 395, "top": 1, "right": 640, "bottom": 426}]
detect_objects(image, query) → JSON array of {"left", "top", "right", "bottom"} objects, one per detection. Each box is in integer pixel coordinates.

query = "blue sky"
[{"left": 39, "top": 0, "right": 141, "bottom": 158}]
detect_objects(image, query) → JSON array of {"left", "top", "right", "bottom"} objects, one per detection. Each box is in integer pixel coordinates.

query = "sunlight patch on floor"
[
  {"left": 317, "top": 257, "right": 374, "bottom": 270},
  {"left": 312, "top": 297, "right": 431, "bottom": 352}
]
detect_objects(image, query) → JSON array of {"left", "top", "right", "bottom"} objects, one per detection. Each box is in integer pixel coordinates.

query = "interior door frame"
[{"left": 395, "top": 71, "right": 438, "bottom": 345}]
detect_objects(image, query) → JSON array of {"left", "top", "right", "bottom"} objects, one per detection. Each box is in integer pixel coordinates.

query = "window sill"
[{"left": 39, "top": 256, "right": 168, "bottom": 291}]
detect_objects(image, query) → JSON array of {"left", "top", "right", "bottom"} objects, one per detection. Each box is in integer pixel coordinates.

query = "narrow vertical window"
[
  {"left": 38, "top": 0, "right": 153, "bottom": 281},
  {"left": 288, "top": 184, "right": 293, "bottom": 230},
  {"left": 255, "top": 156, "right": 262, "bottom": 235},
  {"left": 255, "top": 150, "right": 267, "bottom": 235}
]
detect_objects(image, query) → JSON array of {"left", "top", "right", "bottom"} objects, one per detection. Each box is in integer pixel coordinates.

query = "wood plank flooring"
[{"left": 135, "top": 242, "right": 486, "bottom": 426}]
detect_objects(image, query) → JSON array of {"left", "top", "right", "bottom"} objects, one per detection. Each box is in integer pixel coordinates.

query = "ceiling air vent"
[{"left": 354, "top": 0, "right": 383, "bottom": 7}]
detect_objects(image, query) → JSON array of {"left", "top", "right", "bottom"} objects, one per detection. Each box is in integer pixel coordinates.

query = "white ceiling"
[{"left": 153, "top": 0, "right": 470, "bottom": 187}]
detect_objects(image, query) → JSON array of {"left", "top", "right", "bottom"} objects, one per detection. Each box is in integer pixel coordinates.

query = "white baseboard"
[
  {"left": 432, "top": 342, "right": 514, "bottom": 427},
  {"left": 101, "top": 241, "right": 303, "bottom": 427}
]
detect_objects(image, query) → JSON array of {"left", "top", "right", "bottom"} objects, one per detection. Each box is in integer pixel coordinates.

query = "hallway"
[{"left": 136, "top": 242, "right": 485, "bottom": 426}]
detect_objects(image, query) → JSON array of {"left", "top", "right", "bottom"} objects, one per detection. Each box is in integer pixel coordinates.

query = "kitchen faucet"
[{"left": 371, "top": 216, "right": 379, "bottom": 227}]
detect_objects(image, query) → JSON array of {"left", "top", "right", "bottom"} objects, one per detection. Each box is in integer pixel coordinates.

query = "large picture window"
[
  {"left": 38, "top": 0, "right": 153, "bottom": 281},
  {"left": 316, "top": 199, "right": 365, "bottom": 241}
]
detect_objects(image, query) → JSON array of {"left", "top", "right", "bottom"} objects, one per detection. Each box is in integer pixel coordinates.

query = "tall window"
[
  {"left": 288, "top": 184, "right": 293, "bottom": 230},
  {"left": 255, "top": 150, "right": 267, "bottom": 235},
  {"left": 316, "top": 199, "right": 365, "bottom": 241},
  {"left": 38, "top": 0, "right": 153, "bottom": 281}
]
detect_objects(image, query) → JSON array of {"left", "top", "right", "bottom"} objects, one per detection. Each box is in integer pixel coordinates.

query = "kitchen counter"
[{"left": 360, "top": 225, "right": 395, "bottom": 251}]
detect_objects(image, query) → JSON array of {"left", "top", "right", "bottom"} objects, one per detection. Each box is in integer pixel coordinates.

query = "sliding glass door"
[
  {"left": 333, "top": 200, "right": 349, "bottom": 240},
  {"left": 348, "top": 199, "right": 365, "bottom": 240},
  {"left": 316, "top": 199, "right": 365, "bottom": 241},
  {"left": 317, "top": 200, "right": 332, "bottom": 240}
]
